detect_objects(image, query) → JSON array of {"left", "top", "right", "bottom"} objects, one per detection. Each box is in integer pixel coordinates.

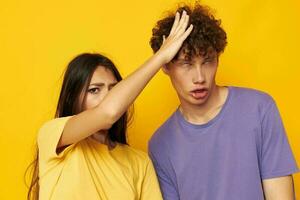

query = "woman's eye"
[{"left": 88, "top": 88, "right": 99, "bottom": 94}]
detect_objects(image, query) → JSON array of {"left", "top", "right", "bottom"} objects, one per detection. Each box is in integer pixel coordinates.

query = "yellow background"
[{"left": 0, "top": 0, "right": 299, "bottom": 199}]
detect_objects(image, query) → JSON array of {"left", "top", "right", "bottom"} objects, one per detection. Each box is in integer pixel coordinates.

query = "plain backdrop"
[{"left": 0, "top": 0, "right": 299, "bottom": 199}]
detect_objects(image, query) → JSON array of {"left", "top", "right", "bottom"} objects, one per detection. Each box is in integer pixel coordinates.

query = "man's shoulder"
[
  {"left": 148, "top": 110, "right": 177, "bottom": 151},
  {"left": 230, "top": 86, "right": 275, "bottom": 106}
]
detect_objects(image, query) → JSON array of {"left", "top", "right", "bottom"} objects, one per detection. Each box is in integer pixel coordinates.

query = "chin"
[
  {"left": 191, "top": 99, "right": 208, "bottom": 106},
  {"left": 180, "top": 96, "right": 208, "bottom": 107}
]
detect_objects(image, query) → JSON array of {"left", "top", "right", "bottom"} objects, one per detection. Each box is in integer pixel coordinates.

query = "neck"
[
  {"left": 179, "top": 85, "right": 228, "bottom": 124},
  {"left": 90, "top": 130, "right": 116, "bottom": 149}
]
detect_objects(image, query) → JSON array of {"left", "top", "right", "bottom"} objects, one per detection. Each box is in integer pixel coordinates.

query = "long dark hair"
[{"left": 25, "top": 53, "right": 133, "bottom": 200}]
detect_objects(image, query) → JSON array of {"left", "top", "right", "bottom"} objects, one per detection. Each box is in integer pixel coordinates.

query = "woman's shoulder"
[
  {"left": 116, "top": 144, "right": 151, "bottom": 165},
  {"left": 39, "top": 116, "right": 72, "bottom": 134},
  {"left": 37, "top": 116, "right": 73, "bottom": 147}
]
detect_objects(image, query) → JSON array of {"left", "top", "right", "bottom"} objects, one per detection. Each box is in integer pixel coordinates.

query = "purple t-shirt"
[{"left": 149, "top": 86, "right": 299, "bottom": 200}]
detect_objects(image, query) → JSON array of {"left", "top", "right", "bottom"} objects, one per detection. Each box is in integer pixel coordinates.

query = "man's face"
[{"left": 164, "top": 50, "right": 219, "bottom": 106}]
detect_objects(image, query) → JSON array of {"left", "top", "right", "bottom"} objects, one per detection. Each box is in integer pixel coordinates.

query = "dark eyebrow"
[
  {"left": 173, "top": 58, "right": 192, "bottom": 63},
  {"left": 89, "top": 82, "right": 118, "bottom": 87},
  {"left": 109, "top": 82, "right": 118, "bottom": 87},
  {"left": 204, "top": 55, "right": 216, "bottom": 61},
  {"left": 89, "top": 83, "right": 105, "bottom": 87}
]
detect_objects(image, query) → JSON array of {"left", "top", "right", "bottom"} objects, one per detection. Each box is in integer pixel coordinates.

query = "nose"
[
  {"left": 192, "top": 65, "right": 205, "bottom": 84},
  {"left": 102, "top": 87, "right": 110, "bottom": 96},
  {"left": 98, "top": 88, "right": 110, "bottom": 102}
]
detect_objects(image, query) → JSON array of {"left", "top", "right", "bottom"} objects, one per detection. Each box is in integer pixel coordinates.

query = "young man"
[{"left": 148, "top": 2, "right": 299, "bottom": 200}]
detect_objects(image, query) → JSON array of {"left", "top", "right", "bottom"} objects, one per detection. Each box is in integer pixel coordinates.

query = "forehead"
[
  {"left": 90, "top": 66, "right": 117, "bottom": 84},
  {"left": 175, "top": 47, "right": 218, "bottom": 61}
]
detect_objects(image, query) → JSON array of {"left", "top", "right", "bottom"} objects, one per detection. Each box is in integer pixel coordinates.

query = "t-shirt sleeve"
[
  {"left": 148, "top": 147, "right": 180, "bottom": 200},
  {"left": 140, "top": 157, "right": 163, "bottom": 200},
  {"left": 260, "top": 98, "right": 299, "bottom": 179},
  {"left": 37, "top": 116, "right": 75, "bottom": 163}
]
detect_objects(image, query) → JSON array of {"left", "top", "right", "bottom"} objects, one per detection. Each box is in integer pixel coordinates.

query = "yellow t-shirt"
[{"left": 37, "top": 116, "right": 163, "bottom": 200}]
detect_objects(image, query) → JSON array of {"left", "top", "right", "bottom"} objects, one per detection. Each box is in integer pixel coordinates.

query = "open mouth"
[{"left": 190, "top": 88, "right": 208, "bottom": 99}]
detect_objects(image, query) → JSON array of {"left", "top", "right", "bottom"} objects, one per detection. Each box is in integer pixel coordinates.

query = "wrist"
[{"left": 152, "top": 50, "right": 169, "bottom": 66}]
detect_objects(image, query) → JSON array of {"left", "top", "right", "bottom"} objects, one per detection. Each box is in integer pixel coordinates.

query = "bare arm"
[
  {"left": 58, "top": 11, "right": 193, "bottom": 147},
  {"left": 262, "top": 175, "right": 295, "bottom": 200}
]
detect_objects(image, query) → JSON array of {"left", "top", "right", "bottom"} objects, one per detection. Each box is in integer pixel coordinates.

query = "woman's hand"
[{"left": 155, "top": 11, "right": 193, "bottom": 64}]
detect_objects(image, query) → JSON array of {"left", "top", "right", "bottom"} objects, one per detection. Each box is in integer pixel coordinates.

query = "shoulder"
[
  {"left": 37, "top": 116, "right": 72, "bottom": 144},
  {"left": 117, "top": 144, "right": 151, "bottom": 165},
  {"left": 231, "top": 86, "right": 273, "bottom": 102},
  {"left": 39, "top": 116, "right": 72, "bottom": 130},
  {"left": 148, "top": 111, "right": 177, "bottom": 152},
  {"left": 230, "top": 86, "right": 275, "bottom": 108},
  {"left": 229, "top": 86, "right": 279, "bottom": 123}
]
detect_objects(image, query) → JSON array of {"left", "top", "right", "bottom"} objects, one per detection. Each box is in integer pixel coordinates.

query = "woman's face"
[{"left": 82, "top": 66, "right": 118, "bottom": 110}]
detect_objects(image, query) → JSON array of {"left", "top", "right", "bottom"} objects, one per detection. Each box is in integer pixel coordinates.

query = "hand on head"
[{"left": 156, "top": 11, "right": 193, "bottom": 64}]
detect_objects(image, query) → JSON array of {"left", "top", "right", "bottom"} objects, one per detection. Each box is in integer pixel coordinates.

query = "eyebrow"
[
  {"left": 175, "top": 56, "right": 214, "bottom": 62},
  {"left": 109, "top": 82, "right": 118, "bottom": 87},
  {"left": 89, "top": 82, "right": 118, "bottom": 87},
  {"left": 204, "top": 57, "right": 213, "bottom": 61},
  {"left": 208, "top": 54, "right": 216, "bottom": 58},
  {"left": 173, "top": 58, "right": 191, "bottom": 62}
]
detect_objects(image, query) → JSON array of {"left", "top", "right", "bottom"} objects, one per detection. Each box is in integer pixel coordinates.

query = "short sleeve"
[
  {"left": 37, "top": 116, "right": 75, "bottom": 163},
  {"left": 140, "top": 157, "right": 163, "bottom": 200},
  {"left": 260, "top": 99, "right": 299, "bottom": 179}
]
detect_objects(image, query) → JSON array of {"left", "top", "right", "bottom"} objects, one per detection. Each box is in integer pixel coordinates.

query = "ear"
[{"left": 162, "top": 64, "right": 170, "bottom": 75}]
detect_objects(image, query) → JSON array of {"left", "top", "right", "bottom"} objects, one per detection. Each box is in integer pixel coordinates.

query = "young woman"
[{"left": 27, "top": 11, "right": 193, "bottom": 200}]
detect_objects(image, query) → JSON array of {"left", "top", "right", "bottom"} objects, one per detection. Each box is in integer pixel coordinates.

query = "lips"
[{"left": 190, "top": 88, "right": 208, "bottom": 99}]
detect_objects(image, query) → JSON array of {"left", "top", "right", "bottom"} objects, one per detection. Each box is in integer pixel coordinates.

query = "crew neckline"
[{"left": 176, "top": 86, "right": 233, "bottom": 129}]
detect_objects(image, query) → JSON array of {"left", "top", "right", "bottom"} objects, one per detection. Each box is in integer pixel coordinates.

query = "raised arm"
[{"left": 58, "top": 11, "right": 193, "bottom": 148}]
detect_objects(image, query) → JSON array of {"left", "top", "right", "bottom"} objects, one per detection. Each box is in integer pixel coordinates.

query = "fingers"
[
  {"left": 169, "top": 12, "right": 180, "bottom": 35},
  {"left": 176, "top": 14, "right": 189, "bottom": 37},
  {"left": 181, "top": 14, "right": 190, "bottom": 32},
  {"left": 180, "top": 24, "right": 193, "bottom": 41},
  {"left": 156, "top": 11, "right": 193, "bottom": 64},
  {"left": 174, "top": 11, "right": 188, "bottom": 34},
  {"left": 168, "top": 10, "right": 191, "bottom": 40},
  {"left": 162, "top": 10, "right": 192, "bottom": 50}
]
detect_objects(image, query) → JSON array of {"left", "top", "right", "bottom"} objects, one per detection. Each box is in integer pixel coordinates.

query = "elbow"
[
  {"left": 97, "top": 105, "right": 119, "bottom": 130},
  {"left": 103, "top": 117, "right": 114, "bottom": 130}
]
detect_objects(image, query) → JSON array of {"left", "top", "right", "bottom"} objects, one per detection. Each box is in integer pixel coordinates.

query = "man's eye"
[
  {"left": 203, "top": 60, "right": 213, "bottom": 65},
  {"left": 181, "top": 62, "right": 192, "bottom": 66},
  {"left": 88, "top": 88, "right": 99, "bottom": 94}
]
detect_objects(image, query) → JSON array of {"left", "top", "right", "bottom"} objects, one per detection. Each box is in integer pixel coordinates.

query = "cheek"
[
  {"left": 84, "top": 94, "right": 103, "bottom": 110},
  {"left": 171, "top": 73, "right": 190, "bottom": 91},
  {"left": 205, "top": 67, "right": 217, "bottom": 80}
]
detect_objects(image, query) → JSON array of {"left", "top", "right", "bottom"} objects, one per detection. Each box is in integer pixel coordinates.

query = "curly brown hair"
[{"left": 150, "top": 1, "right": 227, "bottom": 59}]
